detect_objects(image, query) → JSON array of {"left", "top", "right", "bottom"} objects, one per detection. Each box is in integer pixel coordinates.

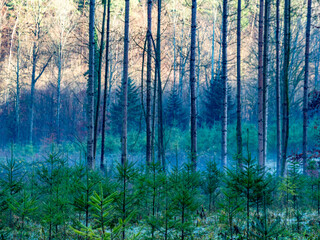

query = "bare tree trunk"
[
  {"left": 211, "top": 7, "right": 217, "bottom": 85},
  {"left": 87, "top": 0, "right": 96, "bottom": 169},
  {"left": 263, "top": 0, "right": 270, "bottom": 166},
  {"left": 15, "top": 32, "right": 20, "bottom": 143},
  {"left": 56, "top": 40, "right": 62, "bottom": 144},
  {"left": 94, "top": 1, "right": 107, "bottom": 160},
  {"left": 101, "top": 0, "right": 111, "bottom": 171},
  {"left": 156, "top": 0, "right": 165, "bottom": 170},
  {"left": 221, "top": 0, "right": 228, "bottom": 170},
  {"left": 276, "top": 0, "right": 281, "bottom": 176},
  {"left": 146, "top": 0, "right": 153, "bottom": 165},
  {"left": 190, "top": 0, "right": 197, "bottom": 171},
  {"left": 303, "top": 0, "right": 312, "bottom": 175},
  {"left": 121, "top": 0, "right": 130, "bottom": 166},
  {"left": 258, "top": 0, "right": 264, "bottom": 167},
  {"left": 236, "top": 0, "right": 242, "bottom": 167},
  {"left": 281, "top": 0, "right": 291, "bottom": 176},
  {"left": 30, "top": 41, "right": 37, "bottom": 145}
]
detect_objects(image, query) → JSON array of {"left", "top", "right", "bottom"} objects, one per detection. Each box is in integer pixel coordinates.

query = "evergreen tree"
[
  {"left": 202, "top": 72, "right": 235, "bottom": 127},
  {"left": 165, "top": 87, "right": 187, "bottom": 128},
  {"left": 110, "top": 78, "right": 141, "bottom": 134}
]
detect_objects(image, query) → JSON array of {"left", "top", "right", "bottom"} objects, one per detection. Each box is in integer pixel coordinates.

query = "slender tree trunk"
[
  {"left": 281, "top": 0, "right": 291, "bottom": 176},
  {"left": 179, "top": 21, "right": 185, "bottom": 97},
  {"left": 101, "top": 0, "right": 111, "bottom": 171},
  {"left": 190, "top": 0, "right": 197, "bottom": 171},
  {"left": 156, "top": 0, "right": 165, "bottom": 170},
  {"left": 15, "top": 32, "right": 20, "bottom": 143},
  {"left": 30, "top": 41, "right": 37, "bottom": 145},
  {"left": 211, "top": 7, "right": 217, "bottom": 85},
  {"left": 236, "top": 0, "right": 242, "bottom": 167},
  {"left": 94, "top": 1, "right": 107, "bottom": 160},
  {"left": 87, "top": 0, "right": 96, "bottom": 169},
  {"left": 276, "top": 0, "right": 281, "bottom": 176},
  {"left": 263, "top": 0, "right": 270, "bottom": 166},
  {"left": 121, "top": 0, "right": 130, "bottom": 165},
  {"left": 146, "top": 0, "right": 153, "bottom": 165},
  {"left": 258, "top": 0, "right": 264, "bottom": 167},
  {"left": 303, "top": 0, "right": 312, "bottom": 175},
  {"left": 221, "top": 0, "right": 228, "bottom": 169},
  {"left": 173, "top": 13, "right": 177, "bottom": 88},
  {"left": 56, "top": 42, "right": 62, "bottom": 144}
]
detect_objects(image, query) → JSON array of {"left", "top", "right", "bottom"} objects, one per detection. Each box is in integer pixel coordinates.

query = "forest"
[{"left": 0, "top": 0, "right": 320, "bottom": 239}]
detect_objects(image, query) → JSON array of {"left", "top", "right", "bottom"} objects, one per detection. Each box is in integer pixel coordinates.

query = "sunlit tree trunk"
[
  {"left": 101, "top": 0, "right": 111, "bottom": 171},
  {"left": 303, "top": 0, "right": 312, "bottom": 175},
  {"left": 281, "top": 0, "right": 291, "bottom": 176},
  {"left": 236, "top": 0, "right": 242, "bottom": 167},
  {"left": 190, "top": 0, "right": 197, "bottom": 171},
  {"left": 87, "top": 0, "right": 96, "bottom": 169},
  {"left": 15, "top": 32, "right": 21, "bottom": 143},
  {"left": 276, "top": 0, "right": 281, "bottom": 176},
  {"left": 56, "top": 38, "right": 62, "bottom": 144},
  {"left": 121, "top": 0, "right": 130, "bottom": 166},
  {"left": 211, "top": 7, "right": 217, "bottom": 85},
  {"left": 221, "top": 0, "right": 228, "bottom": 170},
  {"left": 258, "top": 0, "right": 264, "bottom": 167}
]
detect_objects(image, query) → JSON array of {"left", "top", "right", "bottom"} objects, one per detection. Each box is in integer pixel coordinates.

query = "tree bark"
[
  {"left": 190, "top": 0, "right": 197, "bottom": 171},
  {"left": 94, "top": 0, "right": 107, "bottom": 160},
  {"left": 156, "top": 0, "right": 165, "bottom": 170},
  {"left": 275, "top": 0, "right": 281, "bottom": 176},
  {"left": 15, "top": 32, "right": 20, "bottom": 143},
  {"left": 281, "top": 0, "right": 291, "bottom": 176},
  {"left": 263, "top": 0, "right": 270, "bottom": 166},
  {"left": 221, "top": 0, "right": 228, "bottom": 170},
  {"left": 56, "top": 40, "right": 62, "bottom": 144},
  {"left": 87, "top": 0, "right": 96, "bottom": 169},
  {"left": 146, "top": 0, "right": 153, "bottom": 165},
  {"left": 211, "top": 7, "right": 217, "bottom": 85},
  {"left": 303, "top": 0, "right": 312, "bottom": 175},
  {"left": 101, "top": 0, "right": 111, "bottom": 171},
  {"left": 258, "top": 0, "right": 264, "bottom": 167},
  {"left": 236, "top": 0, "right": 242, "bottom": 167},
  {"left": 121, "top": 0, "right": 130, "bottom": 165}
]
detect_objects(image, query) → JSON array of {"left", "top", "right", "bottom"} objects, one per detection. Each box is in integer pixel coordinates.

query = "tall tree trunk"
[
  {"left": 146, "top": 0, "right": 153, "bottom": 165},
  {"left": 221, "top": 0, "right": 228, "bottom": 169},
  {"left": 121, "top": 0, "right": 130, "bottom": 165},
  {"left": 276, "top": 0, "right": 281, "bottom": 176},
  {"left": 56, "top": 41, "right": 62, "bottom": 144},
  {"left": 87, "top": 0, "right": 96, "bottom": 169},
  {"left": 173, "top": 12, "right": 177, "bottom": 88},
  {"left": 303, "top": 0, "right": 312, "bottom": 175},
  {"left": 258, "top": 0, "right": 264, "bottom": 167},
  {"left": 211, "top": 7, "right": 217, "bottom": 85},
  {"left": 156, "top": 0, "right": 165, "bottom": 170},
  {"left": 94, "top": 1, "right": 107, "bottom": 160},
  {"left": 101, "top": 0, "right": 112, "bottom": 171},
  {"left": 15, "top": 32, "right": 20, "bottom": 143},
  {"left": 30, "top": 41, "right": 37, "bottom": 145},
  {"left": 281, "top": 0, "right": 291, "bottom": 176},
  {"left": 190, "top": 0, "right": 197, "bottom": 171},
  {"left": 263, "top": 0, "right": 270, "bottom": 166},
  {"left": 236, "top": 0, "right": 242, "bottom": 167}
]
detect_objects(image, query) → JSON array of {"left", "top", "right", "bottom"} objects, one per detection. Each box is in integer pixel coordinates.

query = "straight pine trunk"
[
  {"left": 190, "top": 0, "right": 197, "bottom": 171},
  {"left": 236, "top": 0, "right": 242, "bottom": 167},
  {"left": 276, "top": 0, "right": 282, "bottom": 176},
  {"left": 258, "top": 0, "right": 264, "bottom": 167},
  {"left": 15, "top": 33, "right": 20, "bottom": 143},
  {"left": 121, "top": 0, "right": 130, "bottom": 165},
  {"left": 221, "top": 0, "right": 228, "bottom": 169},
  {"left": 87, "top": 0, "right": 96, "bottom": 169},
  {"left": 263, "top": 0, "right": 270, "bottom": 166},
  {"left": 303, "top": 0, "right": 312, "bottom": 175},
  {"left": 146, "top": 0, "right": 153, "bottom": 165},
  {"left": 101, "top": 0, "right": 112, "bottom": 171},
  {"left": 94, "top": 0, "right": 107, "bottom": 160},
  {"left": 281, "top": 0, "right": 291, "bottom": 176},
  {"left": 56, "top": 41, "right": 62, "bottom": 144}
]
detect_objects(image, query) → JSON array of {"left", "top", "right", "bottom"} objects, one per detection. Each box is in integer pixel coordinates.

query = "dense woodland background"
[{"left": 0, "top": 0, "right": 320, "bottom": 239}]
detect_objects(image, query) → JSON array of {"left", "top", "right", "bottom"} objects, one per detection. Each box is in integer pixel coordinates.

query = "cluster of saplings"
[{"left": 0, "top": 147, "right": 320, "bottom": 239}]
